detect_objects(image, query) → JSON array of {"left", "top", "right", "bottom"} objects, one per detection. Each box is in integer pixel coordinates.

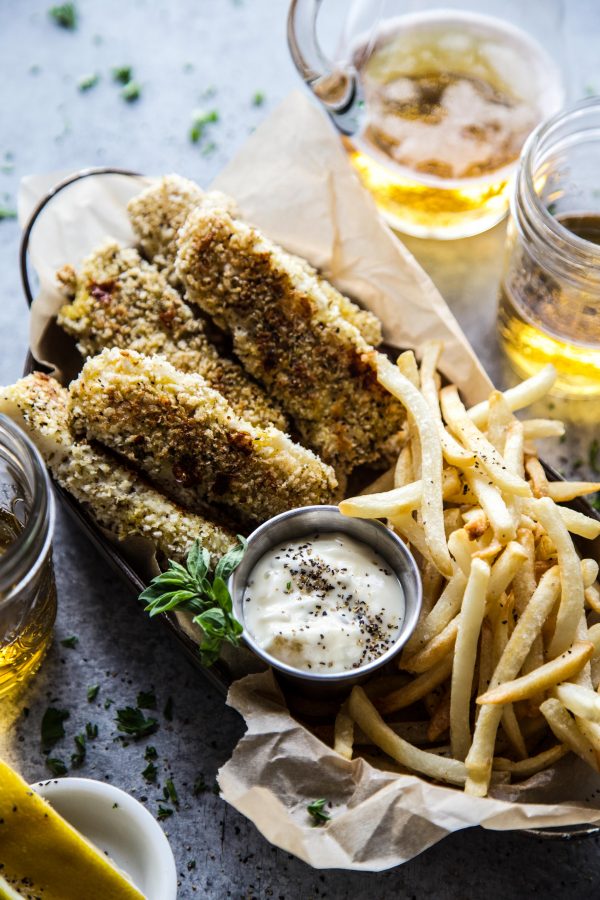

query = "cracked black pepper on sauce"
[{"left": 242, "top": 532, "right": 405, "bottom": 673}]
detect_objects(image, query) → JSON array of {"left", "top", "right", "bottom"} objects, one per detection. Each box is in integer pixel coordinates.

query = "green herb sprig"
[
  {"left": 139, "top": 537, "right": 246, "bottom": 666},
  {"left": 307, "top": 798, "right": 331, "bottom": 826}
]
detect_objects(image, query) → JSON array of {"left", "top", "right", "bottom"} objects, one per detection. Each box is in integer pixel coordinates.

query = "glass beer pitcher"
[{"left": 288, "top": 0, "right": 565, "bottom": 239}]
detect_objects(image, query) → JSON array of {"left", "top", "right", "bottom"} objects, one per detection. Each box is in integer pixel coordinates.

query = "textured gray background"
[{"left": 0, "top": 1, "right": 600, "bottom": 898}]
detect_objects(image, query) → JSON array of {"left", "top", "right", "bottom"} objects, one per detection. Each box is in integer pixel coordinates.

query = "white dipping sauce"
[{"left": 242, "top": 532, "right": 405, "bottom": 673}]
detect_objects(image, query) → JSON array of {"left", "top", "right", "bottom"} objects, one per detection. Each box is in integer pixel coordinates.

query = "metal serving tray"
[{"left": 19, "top": 167, "right": 600, "bottom": 840}]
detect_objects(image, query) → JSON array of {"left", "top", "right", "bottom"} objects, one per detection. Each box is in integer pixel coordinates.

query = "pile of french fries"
[{"left": 336, "top": 342, "right": 600, "bottom": 798}]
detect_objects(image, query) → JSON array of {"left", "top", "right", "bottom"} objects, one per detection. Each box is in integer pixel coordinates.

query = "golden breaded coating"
[
  {"left": 127, "top": 174, "right": 237, "bottom": 285},
  {"left": 176, "top": 208, "right": 404, "bottom": 471},
  {"left": 68, "top": 348, "right": 338, "bottom": 526},
  {"left": 56, "top": 240, "right": 287, "bottom": 430},
  {"left": 0, "top": 372, "right": 235, "bottom": 564},
  {"left": 127, "top": 174, "right": 382, "bottom": 345}
]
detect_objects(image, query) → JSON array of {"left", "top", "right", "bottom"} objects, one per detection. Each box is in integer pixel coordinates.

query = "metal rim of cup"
[{"left": 228, "top": 505, "right": 423, "bottom": 684}]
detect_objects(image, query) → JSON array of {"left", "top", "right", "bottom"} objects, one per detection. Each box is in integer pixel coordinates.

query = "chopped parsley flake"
[
  {"left": 157, "top": 805, "right": 173, "bottom": 821},
  {"left": 112, "top": 66, "right": 133, "bottom": 84},
  {"left": 189, "top": 109, "right": 219, "bottom": 144},
  {"left": 46, "top": 757, "right": 68, "bottom": 776},
  {"left": 49, "top": 3, "right": 77, "bottom": 29},
  {"left": 307, "top": 798, "right": 331, "bottom": 826},
  {"left": 115, "top": 706, "right": 158, "bottom": 739},
  {"left": 252, "top": 91, "right": 265, "bottom": 106},
  {"left": 77, "top": 73, "right": 100, "bottom": 92},
  {"left": 87, "top": 684, "right": 100, "bottom": 702},
  {"left": 121, "top": 81, "right": 142, "bottom": 103},
  {"left": 142, "top": 761, "right": 158, "bottom": 783},
  {"left": 41, "top": 707, "right": 70, "bottom": 752},
  {"left": 60, "top": 635, "right": 78, "bottom": 649}
]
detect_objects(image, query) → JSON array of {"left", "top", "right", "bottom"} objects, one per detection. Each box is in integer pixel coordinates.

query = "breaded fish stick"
[
  {"left": 127, "top": 175, "right": 382, "bottom": 346},
  {"left": 127, "top": 174, "right": 237, "bottom": 286},
  {"left": 176, "top": 208, "right": 404, "bottom": 471},
  {"left": 0, "top": 373, "right": 235, "bottom": 564},
  {"left": 68, "top": 348, "right": 338, "bottom": 525},
  {"left": 57, "top": 240, "right": 286, "bottom": 430}
]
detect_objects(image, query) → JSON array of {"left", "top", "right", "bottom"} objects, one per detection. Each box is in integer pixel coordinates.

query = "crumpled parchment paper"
[{"left": 19, "top": 90, "right": 600, "bottom": 871}]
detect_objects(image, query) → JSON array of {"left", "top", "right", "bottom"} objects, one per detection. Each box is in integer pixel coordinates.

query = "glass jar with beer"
[
  {"left": 498, "top": 98, "right": 600, "bottom": 396},
  {"left": 288, "top": 0, "right": 564, "bottom": 239},
  {"left": 0, "top": 415, "right": 56, "bottom": 698}
]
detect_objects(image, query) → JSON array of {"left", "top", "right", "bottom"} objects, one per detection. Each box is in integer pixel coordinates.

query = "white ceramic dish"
[{"left": 32, "top": 776, "right": 177, "bottom": 900}]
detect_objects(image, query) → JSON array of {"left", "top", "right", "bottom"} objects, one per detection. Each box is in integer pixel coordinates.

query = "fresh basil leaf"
[
  {"left": 187, "top": 541, "right": 210, "bottom": 584},
  {"left": 215, "top": 536, "right": 247, "bottom": 581},
  {"left": 194, "top": 607, "right": 227, "bottom": 635},
  {"left": 212, "top": 576, "right": 232, "bottom": 611},
  {"left": 145, "top": 589, "right": 199, "bottom": 616}
]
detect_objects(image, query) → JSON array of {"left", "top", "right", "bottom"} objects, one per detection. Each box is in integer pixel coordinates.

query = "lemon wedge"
[{"left": 0, "top": 758, "right": 145, "bottom": 899}]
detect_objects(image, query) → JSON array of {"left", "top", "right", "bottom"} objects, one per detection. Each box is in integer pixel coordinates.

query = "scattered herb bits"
[
  {"left": 111, "top": 66, "right": 133, "bottom": 85},
  {"left": 189, "top": 109, "right": 219, "bottom": 144},
  {"left": 142, "top": 761, "right": 158, "bottom": 783},
  {"left": 41, "top": 707, "right": 70, "bottom": 752},
  {"left": 307, "top": 798, "right": 331, "bottom": 826},
  {"left": 87, "top": 684, "right": 100, "bottom": 702},
  {"left": 77, "top": 73, "right": 99, "bottom": 92},
  {"left": 46, "top": 757, "right": 68, "bottom": 776},
  {"left": 252, "top": 91, "right": 265, "bottom": 107},
  {"left": 115, "top": 706, "right": 158, "bottom": 739},
  {"left": 85, "top": 722, "right": 98, "bottom": 740},
  {"left": 157, "top": 805, "right": 173, "bottom": 821},
  {"left": 0, "top": 207, "right": 17, "bottom": 221},
  {"left": 60, "top": 635, "right": 78, "bottom": 649},
  {"left": 71, "top": 734, "right": 86, "bottom": 768},
  {"left": 49, "top": 2, "right": 77, "bottom": 29},
  {"left": 121, "top": 81, "right": 142, "bottom": 103}
]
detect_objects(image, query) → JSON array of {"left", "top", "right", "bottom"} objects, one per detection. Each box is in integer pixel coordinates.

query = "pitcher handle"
[{"left": 287, "top": 0, "right": 363, "bottom": 135}]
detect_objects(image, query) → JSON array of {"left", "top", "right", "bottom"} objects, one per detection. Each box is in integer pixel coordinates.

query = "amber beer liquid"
[
  {"left": 343, "top": 12, "right": 563, "bottom": 239},
  {"left": 497, "top": 99, "right": 600, "bottom": 397},
  {"left": 0, "top": 419, "right": 56, "bottom": 698}
]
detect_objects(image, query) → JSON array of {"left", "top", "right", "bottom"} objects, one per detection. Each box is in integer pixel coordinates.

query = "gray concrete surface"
[{"left": 0, "top": 1, "right": 599, "bottom": 897}]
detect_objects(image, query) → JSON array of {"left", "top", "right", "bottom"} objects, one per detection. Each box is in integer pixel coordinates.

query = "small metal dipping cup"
[{"left": 228, "top": 505, "right": 422, "bottom": 691}]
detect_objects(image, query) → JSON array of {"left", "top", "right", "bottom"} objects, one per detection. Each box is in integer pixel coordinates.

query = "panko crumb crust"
[
  {"left": 57, "top": 240, "right": 286, "bottom": 431},
  {"left": 0, "top": 372, "right": 234, "bottom": 564},
  {"left": 176, "top": 207, "right": 404, "bottom": 472},
  {"left": 68, "top": 348, "right": 339, "bottom": 526},
  {"left": 127, "top": 174, "right": 237, "bottom": 286}
]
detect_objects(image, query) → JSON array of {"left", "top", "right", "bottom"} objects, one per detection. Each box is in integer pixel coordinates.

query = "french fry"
[
  {"left": 390, "top": 512, "right": 435, "bottom": 568},
  {"left": 492, "top": 744, "right": 569, "bottom": 777},
  {"left": 554, "top": 682, "right": 600, "bottom": 723},
  {"left": 503, "top": 420, "right": 525, "bottom": 479},
  {"left": 525, "top": 498, "right": 585, "bottom": 658},
  {"left": 467, "top": 364, "right": 557, "bottom": 429},
  {"left": 349, "top": 686, "right": 467, "bottom": 785},
  {"left": 486, "top": 390, "right": 514, "bottom": 454},
  {"left": 546, "top": 481, "right": 600, "bottom": 502},
  {"left": 420, "top": 562, "right": 443, "bottom": 617},
  {"left": 450, "top": 559, "right": 490, "bottom": 760},
  {"left": 401, "top": 616, "right": 459, "bottom": 674},
  {"left": 333, "top": 702, "right": 355, "bottom": 760},
  {"left": 582, "top": 558, "right": 599, "bottom": 588},
  {"left": 463, "top": 508, "right": 488, "bottom": 540},
  {"left": 441, "top": 386, "right": 531, "bottom": 498},
  {"left": 500, "top": 707, "right": 528, "bottom": 760},
  {"left": 341, "top": 469, "right": 466, "bottom": 519},
  {"left": 476, "top": 642, "right": 594, "bottom": 704},
  {"left": 377, "top": 655, "right": 453, "bottom": 715},
  {"left": 397, "top": 350, "right": 420, "bottom": 388},
  {"left": 427, "top": 686, "right": 451, "bottom": 742},
  {"left": 556, "top": 506, "right": 600, "bottom": 540},
  {"left": 525, "top": 456, "right": 550, "bottom": 498},
  {"left": 521, "top": 419, "right": 565, "bottom": 440},
  {"left": 362, "top": 467, "right": 395, "bottom": 495},
  {"left": 394, "top": 443, "right": 413, "bottom": 489},
  {"left": 447, "top": 528, "right": 473, "bottom": 576},
  {"left": 487, "top": 542, "right": 529, "bottom": 607},
  {"left": 586, "top": 584, "right": 600, "bottom": 616},
  {"left": 444, "top": 508, "right": 464, "bottom": 538},
  {"left": 403, "top": 570, "right": 467, "bottom": 656},
  {"left": 540, "top": 698, "right": 599, "bottom": 771},
  {"left": 377, "top": 357, "right": 453, "bottom": 577},
  {"left": 462, "top": 466, "right": 516, "bottom": 544},
  {"left": 465, "top": 566, "right": 561, "bottom": 796},
  {"left": 477, "top": 619, "right": 494, "bottom": 703},
  {"left": 419, "top": 340, "right": 476, "bottom": 468}
]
